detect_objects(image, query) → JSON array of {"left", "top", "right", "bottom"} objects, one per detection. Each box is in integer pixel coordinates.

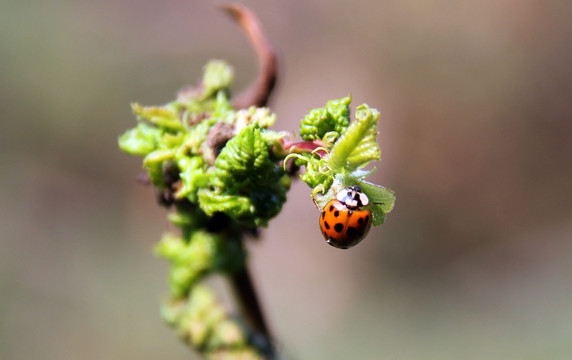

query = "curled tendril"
[{"left": 312, "top": 146, "right": 330, "bottom": 157}]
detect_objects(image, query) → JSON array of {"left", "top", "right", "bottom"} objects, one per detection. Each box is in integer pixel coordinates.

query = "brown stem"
[
  {"left": 230, "top": 267, "right": 276, "bottom": 359},
  {"left": 221, "top": 3, "right": 278, "bottom": 109}
]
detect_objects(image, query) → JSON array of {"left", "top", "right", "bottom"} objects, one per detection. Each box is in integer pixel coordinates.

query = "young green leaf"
[
  {"left": 327, "top": 104, "right": 380, "bottom": 172},
  {"left": 176, "top": 156, "right": 209, "bottom": 201},
  {"left": 198, "top": 190, "right": 255, "bottom": 222},
  {"left": 118, "top": 122, "right": 160, "bottom": 155},
  {"left": 210, "top": 124, "right": 279, "bottom": 191},
  {"left": 299, "top": 96, "right": 351, "bottom": 141},
  {"left": 202, "top": 60, "right": 234, "bottom": 98},
  {"left": 360, "top": 180, "right": 396, "bottom": 214},
  {"left": 132, "top": 103, "right": 184, "bottom": 132}
]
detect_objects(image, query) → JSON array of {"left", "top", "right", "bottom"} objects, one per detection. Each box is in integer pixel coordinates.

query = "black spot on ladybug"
[
  {"left": 334, "top": 223, "right": 344, "bottom": 232},
  {"left": 365, "top": 215, "right": 370, "bottom": 223},
  {"left": 321, "top": 212, "right": 325, "bottom": 219},
  {"left": 329, "top": 205, "right": 334, "bottom": 212},
  {"left": 334, "top": 210, "right": 339, "bottom": 217},
  {"left": 347, "top": 227, "right": 357, "bottom": 237},
  {"left": 324, "top": 221, "right": 330, "bottom": 230},
  {"left": 358, "top": 217, "right": 364, "bottom": 224}
]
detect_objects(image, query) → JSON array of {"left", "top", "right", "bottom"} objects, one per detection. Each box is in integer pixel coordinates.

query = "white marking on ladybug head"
[
  {"left": 336, "top": 189, "right": 349, "bottom": 202},
  {"left": 345, "top": 197, "right": 359, "bottom": 208},
  {"left": 336, "top": 186, "right": 369, "bottom": 209},
  {"left": 359, "top": 192, "right": 369, "bottom": 206}
]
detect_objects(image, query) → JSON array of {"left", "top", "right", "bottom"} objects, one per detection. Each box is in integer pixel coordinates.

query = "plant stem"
[{"left": 230, "top": 266, "right": 276, "bottom": 359}]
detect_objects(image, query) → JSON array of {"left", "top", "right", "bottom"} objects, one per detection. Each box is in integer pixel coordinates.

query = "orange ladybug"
[{"left": 319, "top": 186, "right": 372, "bottom": 249}]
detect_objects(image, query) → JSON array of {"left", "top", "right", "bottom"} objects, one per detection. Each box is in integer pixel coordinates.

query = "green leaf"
[
  {"left": 143, "top": 149, "right": 174, "bottom": 166},
  {"left": 198, "top": 190, "right": 254, "bottom": 220},
  {"left": 360, "top": 180, "right": 396, "bottom": 214},
  {"left": 141, "top": 149, "right": 174, "bottom": 187},
  {"left": 118, "top": 122, "right": 160, "bottom": 156},
  {"left": 201, "top": 124, "right": 288, "bottom": 226},
  {"left": 202, "top": 60, "right": 234, "bottom": 98},
  {"left": 159, "top": 132, "right": 185, "bottom": 151},
  {"left": 359, "top": 180, "right": 396, "bottom": 226},
  {"left": 299, "top": 96, "right": 351, "bottom": 141},
  {"left": 211, "top": 125, "right": 278, "bottom": 191},
  {"left": 176, "top": 156, "right": 209, "bottom": 201},
  {"left": 210, "top": 90, "right": 234, "bottom": 120},
  {"left": 247, "top": 182, "right": 289, "bottom": 226},
  {"left": 168, "top": 209, "right": 204, "bottom": 229},
  {"left": 155, "top": 230, "right": 246, "bottom": 297},
  {"left": 132, "top": 103, "right": 184, "bottom": 132},
  {"left": 369, "top": 204, "right": 387, "bottom": 226},
  {"left": 299, "top": 158, "right": 333, "bottom": 192},
  {"left": 327, "top": 104, "right": 380, "bottom": 172}
]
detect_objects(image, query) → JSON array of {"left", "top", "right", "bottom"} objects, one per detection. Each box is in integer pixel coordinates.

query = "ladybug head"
[{"left": 336, "top": 186, "right": 369, "bottom": 209}]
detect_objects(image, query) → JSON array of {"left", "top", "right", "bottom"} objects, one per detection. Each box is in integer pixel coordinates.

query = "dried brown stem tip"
[{"left": 221, "top": 3, "right": 278, "bottom": 108}]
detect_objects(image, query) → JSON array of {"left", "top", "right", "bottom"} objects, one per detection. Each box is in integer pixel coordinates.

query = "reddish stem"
[
  {"left": 221, "top": 3, "right": 278, "bottom": 108},
  {"left": 286, "top": 140, "right": 328, "bottom": 158}
]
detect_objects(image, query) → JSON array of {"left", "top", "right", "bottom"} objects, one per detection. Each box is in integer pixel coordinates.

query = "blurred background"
[{"left": 1, "top": 0, "right": 572, "bottom": 359}]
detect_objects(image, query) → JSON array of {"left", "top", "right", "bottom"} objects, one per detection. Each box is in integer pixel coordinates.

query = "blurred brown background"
[{"left": 1, "top": 1, "right": 572, "bottom": 359}]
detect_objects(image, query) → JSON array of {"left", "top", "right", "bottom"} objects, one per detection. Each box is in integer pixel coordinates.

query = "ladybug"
[{"left": 319, "top": 185, "right": 372, "bottom": 249}]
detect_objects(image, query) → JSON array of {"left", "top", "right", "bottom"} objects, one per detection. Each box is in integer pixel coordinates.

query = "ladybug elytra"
[{"left": 319, "top": 186, "right": 372, "bottom": 249}]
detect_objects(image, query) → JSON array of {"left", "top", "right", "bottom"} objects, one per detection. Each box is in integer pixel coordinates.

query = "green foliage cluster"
[
  {"left": 119, "top": 60, "right": 287, "bottom": 358},
  {"left": 119, "top": 61, "right": 289, "bottom": 228},
  {"left": 288, "top": 97, "right": 396, "bottom": 225},
  {"left": 162, "top": 285, "right": 264, "bottom": 360}
]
